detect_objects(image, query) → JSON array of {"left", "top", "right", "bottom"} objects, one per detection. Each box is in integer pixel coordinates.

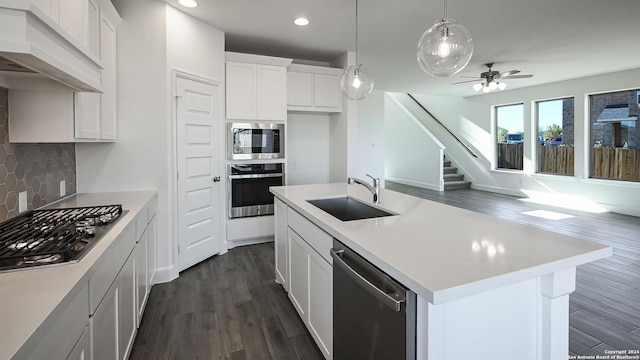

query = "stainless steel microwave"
[{"left": 227, "top": 123, "right": 285, "bottom": 160}]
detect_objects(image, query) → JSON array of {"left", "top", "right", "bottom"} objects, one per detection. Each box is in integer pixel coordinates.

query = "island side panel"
[{"left": 417, "top": 276, "right": 555, "bottom": 360}]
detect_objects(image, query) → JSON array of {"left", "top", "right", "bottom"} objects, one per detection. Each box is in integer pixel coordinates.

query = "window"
[
  {"left": 589, "top": 89, "right": 640, "bottom": 181},
  {"left": 496, "top": 103, "right": 524, "bottom": 170},
  {"left": 536, "top": 98, "right": 574, "bottom": 176}
]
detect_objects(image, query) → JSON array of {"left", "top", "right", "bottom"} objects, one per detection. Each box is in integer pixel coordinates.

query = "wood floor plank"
[
  {"left": 571, "top": 311, "right": 640, "bottom": 350},
  {"left": 569, "top": 325, "right": 602, "bottom": 348},
  {"left": 132, "top": 243, "right": 324, "bottom": 360}
]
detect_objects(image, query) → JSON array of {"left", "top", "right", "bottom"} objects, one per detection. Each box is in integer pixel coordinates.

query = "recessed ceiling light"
[
  {"left": 294, "top": 17, "right": 309, "bottom": 26},
  {"left": 179, "top": 0, "right": 198, "bottom": 8}
]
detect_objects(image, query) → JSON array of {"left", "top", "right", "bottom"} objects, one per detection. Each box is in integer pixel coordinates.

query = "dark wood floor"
[
  {"left": 132, "top": 184, "right": 640, "bottom": 359},
  {"left": 130, "top": 243, "right": 324, "bottom": 360},
  {"left": 386, "top": 181, "right": 640, "bottom": 356}
]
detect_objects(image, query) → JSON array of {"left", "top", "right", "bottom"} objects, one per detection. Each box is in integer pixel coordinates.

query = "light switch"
[{"left": 60, "top": 180, "right": 66, "bottom": 197}]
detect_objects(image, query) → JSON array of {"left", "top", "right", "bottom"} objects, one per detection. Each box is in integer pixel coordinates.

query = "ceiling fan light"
[
  {"left": 488, "top": 81, "right": 498, "bottom": 90},
  {"left": 340, "top": 64, "right": 374, "bottom": 100},
  {"left": 417, "top": 18, "right": 473, "bottom": 77},
  {"left": 497, "top": 82, "right": 507, "bottom": 90},
  {"left": 482, "top": 84, "right": 491, "bottom": 93},
  {"left": 473, "top": 83, "right": 483, "bottom": 92}
]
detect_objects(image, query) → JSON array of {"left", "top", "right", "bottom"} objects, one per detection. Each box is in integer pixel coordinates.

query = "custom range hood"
[{"left": 0, "top": 2, "right": 102, "bottom": 92}]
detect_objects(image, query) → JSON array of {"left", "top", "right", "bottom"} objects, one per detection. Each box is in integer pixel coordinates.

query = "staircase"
[{"left": 443, "top": 157, "right": 471, "bottom": 190}]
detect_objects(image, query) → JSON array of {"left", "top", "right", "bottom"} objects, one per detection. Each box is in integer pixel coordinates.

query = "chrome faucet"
[{"left": 347, "top": 174, "right": 380, "bottom": 204}]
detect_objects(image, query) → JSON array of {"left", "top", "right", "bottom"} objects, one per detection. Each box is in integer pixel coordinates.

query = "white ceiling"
[{"left": 165, "top": 0, "right": 640, "bottom": 97}]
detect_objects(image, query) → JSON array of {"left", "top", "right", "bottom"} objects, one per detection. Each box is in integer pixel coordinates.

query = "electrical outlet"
[
  {"left": 60, "top": 180, "right": 66, "bottom": 197},
  {"left": 19, "top": 191, "right": 28, "bottom": 213}
]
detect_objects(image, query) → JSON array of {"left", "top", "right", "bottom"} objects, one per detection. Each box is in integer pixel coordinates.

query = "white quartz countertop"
[
  {"left": 0, "top": 191, "right": 157, "bottom": 360},
  {"left": 271, "top": 183, "right": 612, "bottom": 304}
]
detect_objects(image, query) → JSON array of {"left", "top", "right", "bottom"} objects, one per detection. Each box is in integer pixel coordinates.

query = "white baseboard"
[
  {"left": 227, "top": 236, "right": 274, "bottom": 249},
  {"left": 154, "top": 265, "right": 179, "bottom": 284},
  {"left": 386, "top": 177, "right": 442, "bottom": 192}
]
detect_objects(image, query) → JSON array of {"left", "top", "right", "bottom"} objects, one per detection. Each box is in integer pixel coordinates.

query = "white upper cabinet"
[
  {"left": 287, "top": 64, "right": 343, "bottom": 113},
  {"left": 225, "top": 52, "right": 292, "bottom": 121},
  {"left": 75, "top": 11, "right": 118, "bottom": 141},
  {"left": 7, "top": 0, "right": 121, "bottom": 143}
]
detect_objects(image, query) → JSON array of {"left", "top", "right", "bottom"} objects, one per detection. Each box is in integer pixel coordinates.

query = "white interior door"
[{"left": 177, "top": 76, "right": 222, "bottom": 272}]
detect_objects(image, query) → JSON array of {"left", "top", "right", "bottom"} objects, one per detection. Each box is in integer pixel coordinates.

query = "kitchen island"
[
  {"left": 271, "top": 183, "right": 612, "bottom": 360},
  {"left": 0, "top": 191, "right": 157, "bottom": 360}
]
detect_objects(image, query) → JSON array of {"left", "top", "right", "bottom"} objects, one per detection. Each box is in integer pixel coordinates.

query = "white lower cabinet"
[
  {"left": 118, "top": 251, "right": 137, "bottom": 360},
  {"left": 92, "top": 280, "right": 118, "bottom": 360},
  {"left": 274, "top": 198, "right": 288, "bottom": 290},
  {"left": 288, "top": 228, "right": 308, "bottom": 318},
  {"left": 93, "top": 250, "right": 136, "bottom": 360},
  {"left": 67, "top": 326, "right": 90, "bottom": 360},
  {"left": 26, "top": 284, "right": 90, "bottom": 360},
  {"left": 283, "top": 208, "right": 333, "bottom": 359},
  {"left": 307, "top": 244, "right": 333, "bottom": 358},
  {"left": 136, "top": 228, "right": 149, "bottom": 323}
]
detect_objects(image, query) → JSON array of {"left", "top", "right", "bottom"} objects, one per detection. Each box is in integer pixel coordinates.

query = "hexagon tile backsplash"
[{"left": 0, "top": 88, "right": 77, "bottom": 222}]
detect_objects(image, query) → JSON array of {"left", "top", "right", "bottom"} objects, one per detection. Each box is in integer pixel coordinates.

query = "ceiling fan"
[{"left": 453, "top": 63, "right": 533, "bottom": 92}]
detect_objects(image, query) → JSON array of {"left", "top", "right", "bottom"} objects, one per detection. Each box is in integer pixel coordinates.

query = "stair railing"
[{"left": 407, "top": 94, "right": 479, "bottom": 158}]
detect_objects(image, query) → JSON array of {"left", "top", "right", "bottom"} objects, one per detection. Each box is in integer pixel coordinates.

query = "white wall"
[
  {"left": 76, "top": 1, "right": 226, "bottom": 283},
  {"left": 76, "top": 0, "right": 170, "bottom": 276},
  {"left": 384, "top": 93, "right": 444, "bottom": 190},
  {"left": 410, "top": 68, "right": 640, "bottom": 216},
  {"left": 287, "top": 113, "right": 331, "bottom": 185},
  {"left": 354, "top": 89, "right": 386, "bottom": 185},
  {"left": 166, "top": 6, "right": 225, "bottom": 82}
]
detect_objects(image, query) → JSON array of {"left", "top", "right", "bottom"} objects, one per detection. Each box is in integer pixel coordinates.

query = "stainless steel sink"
[{"left": 307, "top": 197, "right": 395, "bottom": 221}]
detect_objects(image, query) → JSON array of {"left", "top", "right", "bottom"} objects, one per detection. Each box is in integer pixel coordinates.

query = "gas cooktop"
[{"left": 0, "top": 205, "right": 124, "bottom": 273}]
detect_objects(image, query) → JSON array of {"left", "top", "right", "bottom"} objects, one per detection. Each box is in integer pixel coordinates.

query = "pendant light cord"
[
  {"left": 355, "top": 0, "right": 359, "bottom": 64},
  {"left": 443, "top": 0, "right": 448, "bottom": 19}
]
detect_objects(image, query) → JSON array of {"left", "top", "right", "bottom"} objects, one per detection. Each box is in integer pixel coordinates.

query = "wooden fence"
[
  {"left": 537, "top": 145, "right": 574, "bottom": 175},
  {"left": 497, "top": 143, "right": 523, "bottom": 170},
  {"left": 592, "top": 147, "right": 640, "bottom": 181}
]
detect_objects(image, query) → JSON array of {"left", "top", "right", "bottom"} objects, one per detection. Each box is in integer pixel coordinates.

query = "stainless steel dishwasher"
[{"left": 331, "top": 239, "right": 416, "bottom": 360}]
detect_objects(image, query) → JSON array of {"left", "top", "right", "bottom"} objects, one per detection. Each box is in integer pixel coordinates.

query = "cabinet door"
[
  {"left": 92, "top": 283, "right": 118, "bottom": 360},
  {"left": 100, "top": 13, "right": 117, "bottom": 140},
  {"left": 87, "top": 0, "right": 99, "bottom": 55},
  {"left": 118, "top": 251, "right": 137, "bottom": 360},
  {"left": 308, "top": 251, "right": 333, "bottom": 359},
  {"left": 287, "top": 71, "right": 313, "bottom": 107},
  {"left": 75, "top": 92, "right": 101, "bottom": 139},
  {"left": 288, "top": 228, "right": 308, "bottom": 319},
  {"left": 274, "top": 198, "right": 288, "bottom": 290},
  {"left": 226, "top": 62, "right": 257, "bottom": 119},
  {"left": 314, "top": 74, "right": 341, "bottom": 110},
  {"left": 59, "top": 0, "right": 86, "bottom": 45},
  {"left": 136, "top": 228, "right": 149, "bottom": 324},
  {"left": 257, "top": 65, "right": 287, "bottom": 120}
]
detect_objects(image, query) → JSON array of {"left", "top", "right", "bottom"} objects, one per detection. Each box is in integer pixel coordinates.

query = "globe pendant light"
[
  {"left": 416, "top": 0, "right": 473, "bottom": 77},
  {"left": 340, "top": 0, "right": 374, "bottom": 100}
]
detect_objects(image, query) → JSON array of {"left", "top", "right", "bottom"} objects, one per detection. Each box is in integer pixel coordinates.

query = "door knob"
[{"left": 213, "top": 176, "right": 221, "bottom": 182}]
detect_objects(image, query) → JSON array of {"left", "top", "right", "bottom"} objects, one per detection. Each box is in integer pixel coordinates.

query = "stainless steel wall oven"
[
  {"left": 228, "top": 163, "right": 284, "bottom": 218},
  {"left": 228, "top": 122, "right": 285, "bottom": 160}
]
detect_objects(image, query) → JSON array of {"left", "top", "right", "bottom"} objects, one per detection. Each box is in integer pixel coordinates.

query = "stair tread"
[{"left": 445, "top": 180, "right": 471, "bottom": 185}]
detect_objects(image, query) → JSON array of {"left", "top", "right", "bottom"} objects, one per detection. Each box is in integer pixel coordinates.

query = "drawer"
[
  {"left": 287, "top": 208, "right": 332, "bottom": 264},
  {"left": 26, "top": 284, "right": 89, "bottom": 360},
  {"left": 89, "top": 224, "right": 136, "bottom": 314}
]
